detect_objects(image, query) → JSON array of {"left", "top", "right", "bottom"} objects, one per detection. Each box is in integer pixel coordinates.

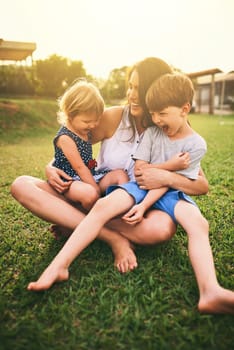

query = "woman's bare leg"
[
  {"left": 10, "top": 176, "right": 137, "bottom": 272},
  {"left": 106, "top": 209, "right": 176, "bottom": 245},
  {"left": 175, "top": 200, "right": 234, "bottom": 314},
  {"left": 27, "top": 189, "right": 135, "bottom": 291}
]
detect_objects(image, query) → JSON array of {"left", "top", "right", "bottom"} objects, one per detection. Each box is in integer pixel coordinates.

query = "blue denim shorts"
[{"left": 106, "top": 181, "right": 197, "bottom": 223}]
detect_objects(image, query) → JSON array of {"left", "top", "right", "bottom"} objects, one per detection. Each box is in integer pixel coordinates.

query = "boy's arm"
[
  {"left": 145, "top": 152, "right": 190, "bottom": 171},
  {"left": 122, "top": 187, "right": 168, "bottom": 225},
  {"left": 123, "top": 159, "right": 168, "bottom": 225}
]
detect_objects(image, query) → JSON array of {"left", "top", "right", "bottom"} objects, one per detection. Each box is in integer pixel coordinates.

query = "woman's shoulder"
[{"left": 92, "top": 105, "right": 125, "bottom": 143}]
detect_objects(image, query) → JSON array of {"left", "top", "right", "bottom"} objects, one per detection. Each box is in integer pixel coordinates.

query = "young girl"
[
  {"left": 51, "top": 80, "right": 128, "bottom": 211},
  {"left": 27, "top": 73, "right": 234, "bottom": 314}
]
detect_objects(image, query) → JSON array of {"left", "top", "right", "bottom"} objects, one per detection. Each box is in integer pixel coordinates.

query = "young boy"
[{"left": 27, "top": 74, "right": 234, "bottom": 315}]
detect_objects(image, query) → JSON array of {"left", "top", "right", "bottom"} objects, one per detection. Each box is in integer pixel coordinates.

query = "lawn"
[{"left": 0, "top": 99, "right": 234, "bottom": 350}]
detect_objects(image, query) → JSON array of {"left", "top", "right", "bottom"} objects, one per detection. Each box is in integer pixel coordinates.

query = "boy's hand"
[
  {"left": 122, "top": 204, "right": 145, "bottom": 225},
  {"left": 166, "top": 152, "right": 190, "bottom": 171}
]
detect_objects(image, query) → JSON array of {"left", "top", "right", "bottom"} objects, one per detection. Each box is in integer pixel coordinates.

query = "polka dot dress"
[{"left": 52, "top": 126, "right": 109, "bottom": 182}]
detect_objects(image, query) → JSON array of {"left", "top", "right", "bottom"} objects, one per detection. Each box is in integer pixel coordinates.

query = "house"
[
  {"left": 187, "top": 69, "right": 234, "bottom": 114},
  {"left": 0, "top": 39, "right": 36, "bottom": 64}
]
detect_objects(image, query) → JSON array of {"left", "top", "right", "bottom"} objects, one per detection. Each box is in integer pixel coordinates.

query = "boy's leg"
[
  {"left": 175, "top": 200, "right": 234, "bottom": 314},
  {"left": 27, "top": 189, "right": 135, "bottom": 291}
]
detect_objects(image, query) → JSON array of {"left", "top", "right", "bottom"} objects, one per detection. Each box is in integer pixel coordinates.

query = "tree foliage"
[{"left": 0, "top": 55, "right": 129, "bottom": 101}]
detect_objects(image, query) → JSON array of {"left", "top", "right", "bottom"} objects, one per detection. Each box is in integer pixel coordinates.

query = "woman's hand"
[{"left": 46, "top": 165, "right": 72, "bottom": 193}]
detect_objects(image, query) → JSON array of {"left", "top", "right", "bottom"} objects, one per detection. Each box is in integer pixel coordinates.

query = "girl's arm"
[{"left": 57, "top": 135, "right": 100, "bottom": 193}]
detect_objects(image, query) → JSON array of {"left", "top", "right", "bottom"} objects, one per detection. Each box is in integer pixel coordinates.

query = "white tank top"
[{"left": 96, "top": 105, "right": 144, "bottom": 181}]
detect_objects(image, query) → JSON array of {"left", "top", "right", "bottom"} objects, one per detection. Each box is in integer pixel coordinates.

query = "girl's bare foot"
[
  {"left": 27, "top": 264, "right": 69, "bottom": 291},
  {"left": 112, "top": 238, "right": 138, "bottom": 273},
  {"left": 198, "top": 287, "right": 234, "bottom": 314}
]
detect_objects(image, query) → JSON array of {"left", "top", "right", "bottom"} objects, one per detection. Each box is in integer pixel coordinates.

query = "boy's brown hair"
[{"left": 146, "top": 73, "right": 194, "bottom": 113}]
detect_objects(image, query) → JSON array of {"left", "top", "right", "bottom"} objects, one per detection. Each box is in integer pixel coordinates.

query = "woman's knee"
[
  {"left": 10, "top": 175, "right": 30, "bottom": 200},
  {"left": 135, "top": 212, "right": 176, "bottom": 245}
]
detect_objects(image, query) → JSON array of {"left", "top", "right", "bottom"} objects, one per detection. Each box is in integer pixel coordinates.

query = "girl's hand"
[
  {"left": 122, "top": 204, "right": 145, "bottom": 225},
  {"left": 46, "top": 166, "right": 72, "bottom": 193}
]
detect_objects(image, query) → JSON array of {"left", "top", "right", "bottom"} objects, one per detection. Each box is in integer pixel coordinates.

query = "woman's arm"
[
  {"left": 135, "top": 167, "right": 209, "bottom": 195},
  {"left": 91, "top": 106, "right": 124, "bottom": 143}
]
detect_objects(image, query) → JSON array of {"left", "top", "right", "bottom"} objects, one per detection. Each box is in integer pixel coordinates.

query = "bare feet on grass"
[
  {"left": 198, "top": 287, "right": 234, "bottom": 314},
  {"left": 112, "top": 237, "right": 138, "bottom": 273},
  {"left": 50, "top": 224, "right": 72, "bottom": 240},
  {"left": 27, "top": 264, "right": 69, "bottom": 291}
]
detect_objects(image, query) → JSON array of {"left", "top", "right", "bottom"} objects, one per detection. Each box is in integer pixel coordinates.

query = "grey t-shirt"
[{"left": 133, "top": 126, "right": 207, "bottom": 180}]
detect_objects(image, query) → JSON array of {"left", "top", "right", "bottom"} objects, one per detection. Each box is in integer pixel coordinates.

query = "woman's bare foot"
[
  {"left": 198, "top": 287, "right": 234, "bottom": 314},
  {"left": 111, "top": 237, "right": 138, "bottom": 273},
  {"left": 50, "top": 225, "right": 72, "bottom": 240},
  {"left": 27, "top": 264, "right": 69, "bottom": 291}
]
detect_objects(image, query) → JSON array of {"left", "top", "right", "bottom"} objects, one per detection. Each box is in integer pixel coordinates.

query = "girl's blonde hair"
[{"left": 57, "top": 79, "right": 104, "bottom": 124}]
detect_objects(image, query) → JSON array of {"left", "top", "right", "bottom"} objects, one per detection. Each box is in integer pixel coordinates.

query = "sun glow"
[{"left": 1, "top": 0, "right": 233, "bottom": 78}]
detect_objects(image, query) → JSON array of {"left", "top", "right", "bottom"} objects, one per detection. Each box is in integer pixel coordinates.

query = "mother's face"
[{"left": 126, "top": 70, "right": 144, "bottom": 118}]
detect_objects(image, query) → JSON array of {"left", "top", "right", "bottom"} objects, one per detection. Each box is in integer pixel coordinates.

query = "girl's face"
[
  {"left": 126, "top": 70, "right": 144, "bottom": 118},
  {"left": 68, "top": 112, "right": 101, "bottom": 137}
]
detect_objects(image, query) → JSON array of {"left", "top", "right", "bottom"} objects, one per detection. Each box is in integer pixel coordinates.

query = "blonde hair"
[
  {"left": 146, "top": 73, "right": 194, "bottom": 114},
  {"left": 57, "top": 80, "right": 104, "bottom": 124}
]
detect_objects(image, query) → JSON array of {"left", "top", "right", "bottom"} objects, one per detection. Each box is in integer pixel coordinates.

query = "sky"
[{"left": 1, "top": 0, "right": 233, "bottom": 78}]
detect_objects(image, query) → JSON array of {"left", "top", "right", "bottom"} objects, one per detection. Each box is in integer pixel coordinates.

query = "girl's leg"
[
  {"left": 27, "top": 189, "right": 135, "bottom": 291},
  {"left": 175, "top": 200, "right": 234, "bottom": 314},
  {"left": 11, "top": 176, "right": 137, "bottom": 272},
  {"left": 64, "top": 181, "right": 99, "bottom": 210},
  {"left": 98, "top": 169, "right": 129, "bottom": 193}
]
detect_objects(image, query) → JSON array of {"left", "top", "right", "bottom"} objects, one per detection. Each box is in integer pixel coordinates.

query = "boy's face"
[{"left": 150, "top": 106, "right": 187, "bottom": 137}]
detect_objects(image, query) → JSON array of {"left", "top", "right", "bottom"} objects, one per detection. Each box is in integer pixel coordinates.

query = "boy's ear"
[{"left": 181, "top": 102, "right": 191, "bottom": 115}]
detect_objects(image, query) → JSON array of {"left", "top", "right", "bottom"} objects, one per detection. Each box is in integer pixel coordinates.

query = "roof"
[
  {"left": 187, "top": 68, "right": 222, "bottom": 79},
  {"left": 0, "top": 39, "right": 37, "bottom": 61}
]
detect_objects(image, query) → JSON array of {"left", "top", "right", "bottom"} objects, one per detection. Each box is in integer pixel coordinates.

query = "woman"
[{"left": 10, "top": 57, "right": 208, "bottom": 274}]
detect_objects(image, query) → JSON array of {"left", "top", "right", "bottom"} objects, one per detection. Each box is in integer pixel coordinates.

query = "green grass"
[{"left": 0, "top": 99, "right": 234, "bottom": 350}]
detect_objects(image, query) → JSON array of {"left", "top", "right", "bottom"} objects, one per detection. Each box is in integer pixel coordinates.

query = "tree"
[
  {"left": 102, "top": 66, "right": 128, "bottom": 102},
  {"left": 35, "top": 54, "right": 68, "bottom": 97},
  {"left": 66, "top": 60, "right": 87, "bottom": 86}
]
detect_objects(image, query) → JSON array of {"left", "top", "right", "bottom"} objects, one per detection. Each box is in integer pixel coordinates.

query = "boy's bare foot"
[
  {"left": 27, "top": 264, "right": 69, "bottom": 291},
  {"left": 198, "top": 287, "right": 234, "bottom": 314},
  {"left": 112, "top": 238, "right": 138, "bottom": 273}
]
